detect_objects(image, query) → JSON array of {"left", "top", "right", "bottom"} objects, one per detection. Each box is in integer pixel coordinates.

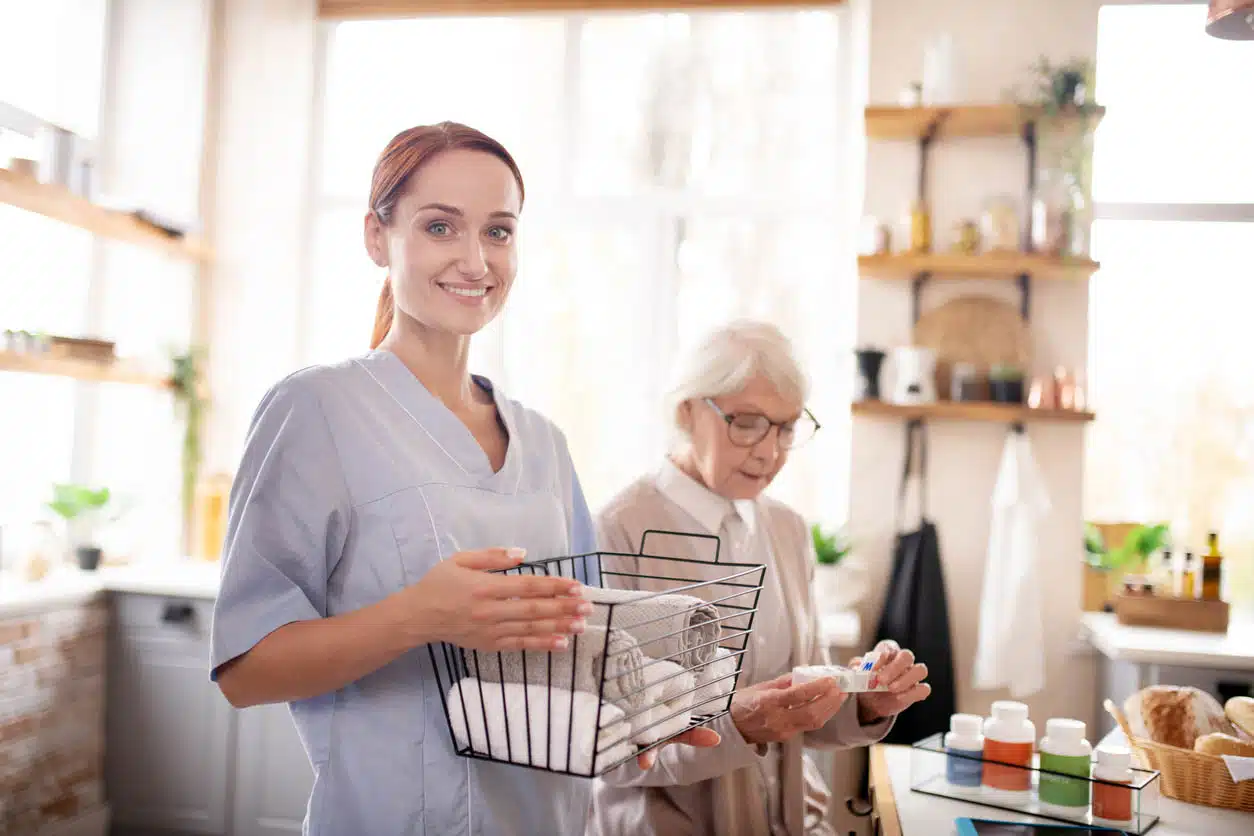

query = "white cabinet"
[
  {"left": 107, "top": 596, "right": 233, "bottom": 834},
  {"left": 232, "top": 703, "right": 312, "bottom": 835},
  {"left": 106, "top": 593, "right": 313, "bottom": 836}
]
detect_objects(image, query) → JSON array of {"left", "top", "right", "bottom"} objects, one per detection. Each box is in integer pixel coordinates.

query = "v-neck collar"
[{"left": 357, "top": 349, "right": 520, "bottom": 489}]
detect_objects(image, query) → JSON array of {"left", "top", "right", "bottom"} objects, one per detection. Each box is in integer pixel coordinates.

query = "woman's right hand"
[
  {"left": 398, "top": 547, "right": 592, "bottom": 652},
  {"left": 729, "top": 673, "right": 849, "bottom": 745}
]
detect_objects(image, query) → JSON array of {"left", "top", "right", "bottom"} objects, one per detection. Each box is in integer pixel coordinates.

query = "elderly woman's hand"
[
  {"left": 729, "top": 673, "right": 849, "bottom": 745},
  {"left": 852, "top": 640, "right": 931, "bottom": 723}
]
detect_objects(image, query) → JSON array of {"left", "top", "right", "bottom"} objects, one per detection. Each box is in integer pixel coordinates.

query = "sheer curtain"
[
  {"left": 1087, "top": 4, "right": 1254, "bottom": 606},
  {"left": 307, "top": 8, "right": 859, "bottom": 522}
]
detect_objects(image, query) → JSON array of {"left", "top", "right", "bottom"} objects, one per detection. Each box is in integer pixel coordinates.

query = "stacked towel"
[
  {"left": 583, "top": 586, "right": 722, "bottom": 669},
  {"left": 447, "top": 678, "right": 636, "bottom": 776},
  {"left": 629, "top": 660, "right": 697, "bottom": 745},
  {"left": 690, "top": 647, "right": 738, "bottom": 715},
  {"left": 468, "top": 626, "right": 650, "bottom": 714}
]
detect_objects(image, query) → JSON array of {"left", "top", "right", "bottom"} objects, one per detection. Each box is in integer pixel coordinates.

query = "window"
[
  {"left": 308, "top": 9, "right": 858, "bottom": 521},
  {"left": 1, "top": 0, "right": 198, "bottom": 566},
  {"left": 1087, "top": 3, "right": 1254, "bottom": 605},
  {"left": 0, "top": 0, "right": 109, "bottom": 557}
]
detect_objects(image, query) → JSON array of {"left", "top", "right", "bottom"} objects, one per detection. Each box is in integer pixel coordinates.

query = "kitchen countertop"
[
  {"left": 1081, "top": 611, "right": 1254, "bottom": 670},
  {"left": 871, "top": 731, "right": 1254, "bottom": 836},
  {"left": 0, "top": 561, "right": 221, "bottom": 618}
]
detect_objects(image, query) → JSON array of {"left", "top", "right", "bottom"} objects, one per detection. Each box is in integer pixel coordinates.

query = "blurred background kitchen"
[{"left": 1, "top": 1, "right": 1252, "bottom": 835}]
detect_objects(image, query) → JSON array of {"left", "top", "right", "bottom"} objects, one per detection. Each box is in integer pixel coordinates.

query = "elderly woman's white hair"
[{"left": 665, "top": 319, "right": 810, "bottom": 447}]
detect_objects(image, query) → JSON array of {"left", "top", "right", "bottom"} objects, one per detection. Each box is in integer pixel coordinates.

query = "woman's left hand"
[{"left": 851, "top": 640, "right": 931, "bottom": 723}]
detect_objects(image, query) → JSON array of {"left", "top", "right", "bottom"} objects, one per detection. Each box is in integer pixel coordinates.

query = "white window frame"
[{"left": 1093, "top": 0, "right": 1254, "bottom": 228}]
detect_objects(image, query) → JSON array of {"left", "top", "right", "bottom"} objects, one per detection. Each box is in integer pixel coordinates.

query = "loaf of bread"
[
  {"left": 1123, "top": 686, "right": 1234, "bottom": 750},
  {"left": 1194, "top": 731, "right": 1254, "bottom": 758},
  {"left": 1224, "top": 695, "right": 1254, "bottom": 740}
]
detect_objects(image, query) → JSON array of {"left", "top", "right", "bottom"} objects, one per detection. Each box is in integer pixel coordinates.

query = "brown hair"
[{"left": 368, "top": 121, "right": 526, "bottom": 349}]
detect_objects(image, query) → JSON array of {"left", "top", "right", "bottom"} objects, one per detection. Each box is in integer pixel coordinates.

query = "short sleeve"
[{"left": 209, "top": 377, "right": 351, "bottom": 680}]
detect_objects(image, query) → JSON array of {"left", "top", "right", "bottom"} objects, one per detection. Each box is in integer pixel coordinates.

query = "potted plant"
[
  {"left": 46, "top": 483, "right": 117, "bottom": 571},
  {"left": 989, "top": 364, "right": 1025, "bottom": 404},
  {"left": 811, "top": 523, "right": 868, "bottom": 612},
  {"left": 1013, "top": 56, "right": 1101, "bottom": 259},
  {"left": 170, "top": 347, "right": 207, "bottom": 555},
  {"left": 1083, "top": 522, "right": 1171, "bottom": 610}
]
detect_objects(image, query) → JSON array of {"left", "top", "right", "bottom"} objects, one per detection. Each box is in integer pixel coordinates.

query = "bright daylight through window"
[
  {"left": 1087, "top": 2, "right": 1254, "bottom": 605},
  {"left": 310, "top": 8, "right": 858, "bottom": 519}
]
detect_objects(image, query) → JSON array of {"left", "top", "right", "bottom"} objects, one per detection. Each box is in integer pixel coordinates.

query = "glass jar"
[{"left": 981, "top": 196, "right": 1020, "bottom": 253}]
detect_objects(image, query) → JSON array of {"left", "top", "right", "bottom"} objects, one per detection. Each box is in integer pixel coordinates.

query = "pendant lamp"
[{"left": 1208, "top": 0, "right": 1254, "bottom": 39}]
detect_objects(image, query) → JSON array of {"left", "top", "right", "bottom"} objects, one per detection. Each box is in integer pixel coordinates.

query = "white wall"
[
  {"left": 202, "top": 0, "right": 319, "bottom": 472},
  {"left": 851, "top": 0, "right": 1105, "bottom": 734}
]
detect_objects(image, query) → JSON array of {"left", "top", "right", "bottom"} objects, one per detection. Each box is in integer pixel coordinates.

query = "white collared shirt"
[{"left": 654, "top": 459, "right": 792, "bottom": 834}]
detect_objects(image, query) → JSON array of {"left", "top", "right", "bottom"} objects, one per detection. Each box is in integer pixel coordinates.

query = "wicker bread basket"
[{"left": 1105, "top": 698, "right": 1254, "bottom": 812}]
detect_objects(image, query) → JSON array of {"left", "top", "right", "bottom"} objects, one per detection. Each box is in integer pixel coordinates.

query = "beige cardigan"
[{"left": 588, "top": 474, "right": 892, "bottom": 836}]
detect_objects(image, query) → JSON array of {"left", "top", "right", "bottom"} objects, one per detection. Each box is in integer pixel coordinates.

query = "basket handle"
[
  {"left": 1104, "top": 698, "right": 1135, "bottom": 742},
  {"left": 639, "top": 529, "right": 722, "bottom": 563}
]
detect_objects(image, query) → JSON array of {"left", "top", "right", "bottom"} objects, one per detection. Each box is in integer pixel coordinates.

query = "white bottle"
[
  {"left": 1091, "top": 745, "right": 1136, "bottom": 829},
  {"left": 1038, "top": 718, "right": 1094, "bottom": 817},
  {"left": 981, "top": 701, "right": 1036, "bottom": 802},
  {"left": 944, "top": 713, "right": 985, "bottom": 793}
]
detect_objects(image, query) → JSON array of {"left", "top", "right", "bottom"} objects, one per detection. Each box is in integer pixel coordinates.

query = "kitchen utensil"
[{"left": 890, "top": 346, "right": 938, "bottom": 405}]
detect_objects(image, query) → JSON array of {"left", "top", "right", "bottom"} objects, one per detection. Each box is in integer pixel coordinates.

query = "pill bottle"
[
  {"left": 1091, "top": 745, "right": 1135, "bottom": 829},
  {"left": 1038, "top": 718, "right": 1093, "bottom": 815},
  {"left": 981, "top": 700, "right": 1035, "bottom": 799},
  {"left": 944, "top": 713, "right": 985, "bottom": 791}
]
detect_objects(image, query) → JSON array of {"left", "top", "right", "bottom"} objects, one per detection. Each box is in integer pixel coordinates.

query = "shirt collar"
[{"left": 656, "top": 458, "right": 757, "bottom": 536}]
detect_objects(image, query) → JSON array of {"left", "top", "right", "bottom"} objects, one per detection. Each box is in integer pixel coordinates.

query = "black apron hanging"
[{"left": 872, "top": 419, "right": 957, "bottom": 745}]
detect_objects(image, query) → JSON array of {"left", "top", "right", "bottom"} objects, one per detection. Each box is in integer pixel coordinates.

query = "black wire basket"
[{"left": 428, "top": 530, "right": 766, "bottom": 778}]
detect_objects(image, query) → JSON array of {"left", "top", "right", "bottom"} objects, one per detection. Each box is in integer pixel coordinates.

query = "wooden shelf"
[
  {"left": 0, "top": 350, "right": 172, "bottom": 390},
  {"left": 0, "top": 168, "right": 212, "bottom": 263},
  {"left": 852, "top": 399, "right": 1095, "bottom": 424},
  {"left": 865, "top": 103, "right": 1105, "bottom": 141},
  {"left": 858, "top": 252, "right": 1099, "bottom": 281}
]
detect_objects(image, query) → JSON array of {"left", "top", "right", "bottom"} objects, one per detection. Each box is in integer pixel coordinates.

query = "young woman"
[{"left": 209, "top": 122, "right": 657, "bottom": 835}]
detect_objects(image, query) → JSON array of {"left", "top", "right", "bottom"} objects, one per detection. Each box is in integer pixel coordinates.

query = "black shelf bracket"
[
  {"left": 1021, "top": 119, "right": 1038, "bottom": 253},
  {"left": 917, "top": 118, "right": 940, "bottom": 203},
  {"left": 1016, "top": 272, "right": 1032, "bottom": 322},
  {"left": 911, "top": 273, "right": 931, "bottom": 325},
  {"left": 1011, "top": 421, "right": 1026, "bottom": 434}
]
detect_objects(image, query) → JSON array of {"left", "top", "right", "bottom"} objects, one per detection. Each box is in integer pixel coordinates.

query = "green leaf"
[{"left": 811, "top": 522, "right": 851, "bottom": 566}]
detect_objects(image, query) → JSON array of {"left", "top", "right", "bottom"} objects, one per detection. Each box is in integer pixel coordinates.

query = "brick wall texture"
[{"left": 0, "top": 602, "right": 107, "bottom": 835}]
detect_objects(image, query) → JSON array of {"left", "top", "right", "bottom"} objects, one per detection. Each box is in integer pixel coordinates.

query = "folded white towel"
[
  {"left": 690, "top": 647, "right": 739, "bottom": 715},
  {"left": 446, "top": 677, "right": 636, "bottom": 776},
  {"left": 629, "top": 660, "right": 697, "bottom": 745},
  {"left": 468, "top": 626, "right": 649, "bottom": 714},
  {"left": 583, "top": 586, "right": 722, "bottom": 669}
]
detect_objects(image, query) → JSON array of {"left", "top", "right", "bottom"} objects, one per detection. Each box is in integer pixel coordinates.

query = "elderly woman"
[{"left": 590, "top": 320, "right": 931, "bottom": 836}]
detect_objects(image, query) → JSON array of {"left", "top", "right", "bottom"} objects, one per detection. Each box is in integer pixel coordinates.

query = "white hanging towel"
[{"left": 973, "top": 430, "right": 1051, "bottom": 699}]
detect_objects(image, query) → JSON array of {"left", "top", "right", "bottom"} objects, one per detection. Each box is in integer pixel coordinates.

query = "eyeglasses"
[{"left": 703, "top": 398, "right": 821, "bottom": 450}]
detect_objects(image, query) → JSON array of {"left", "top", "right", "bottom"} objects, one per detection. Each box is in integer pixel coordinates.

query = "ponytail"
[{"left": 370, "top": 278, "right": 393, "bottom": 349}]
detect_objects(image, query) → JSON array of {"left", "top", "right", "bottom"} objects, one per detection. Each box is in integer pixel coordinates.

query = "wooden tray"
[{"left": 1113, "top": 593, "right": 1230, "bottom": 633}]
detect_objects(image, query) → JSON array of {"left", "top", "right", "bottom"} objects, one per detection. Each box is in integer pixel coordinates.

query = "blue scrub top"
[{"left": 209, "top": 349, "right": 600, "bottom": 836}]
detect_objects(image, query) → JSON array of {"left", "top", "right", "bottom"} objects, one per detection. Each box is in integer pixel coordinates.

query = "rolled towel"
[
  {"left": 629, "top": 660, "right": 697, "bottom": 745},
  {"left": 583, "top": 586, "right": 722, "bottom": 669},
  {"left": 690, "top": 647, "right": 738, "bottom": 715},
  {"left": 446, "top": 677, "right": 636, "bottom": 776},
  {"left": 468, "top": 626, "right": 650, "bottom": 714}
]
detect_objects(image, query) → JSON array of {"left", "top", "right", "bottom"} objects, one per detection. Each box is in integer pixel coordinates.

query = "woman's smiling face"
[{"left": 367, "top": 148, "right": 522, "bottom": 337}]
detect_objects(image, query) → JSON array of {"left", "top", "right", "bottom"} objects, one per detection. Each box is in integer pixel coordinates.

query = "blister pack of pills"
[{"left": 791, "top": 653, "right": 888, "bottom": 693}]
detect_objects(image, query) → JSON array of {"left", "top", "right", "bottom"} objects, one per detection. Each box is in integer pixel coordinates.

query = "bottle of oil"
[
  {"left": 1202, "top": 531, "right": 1224, "bottom": 601},
  {"left": 1180, "top": 551, "right": 1196, "bottom": 599},
  {"left": 908, "top": 200, "right": 932, "bottom": 253}
]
